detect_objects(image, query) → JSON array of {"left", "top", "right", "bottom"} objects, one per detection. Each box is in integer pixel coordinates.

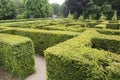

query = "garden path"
[{"left": 25, "top": 55, "right": 46, "bottom": 80}]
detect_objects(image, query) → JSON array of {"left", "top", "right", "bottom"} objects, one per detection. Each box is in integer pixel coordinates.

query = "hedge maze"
[{"left": 0, "top": 19, "right": 120, "bottom": 80}]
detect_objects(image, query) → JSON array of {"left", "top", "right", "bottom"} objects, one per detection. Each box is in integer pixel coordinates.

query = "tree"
[
  {"left": 10, "top": 0, "right": 25, "bottom": 15},
  {"left": 61, "top": 3, "right": 69, "bottom": 18},
  {"left": 83, "top": 0, "right": 120, "bottom": 20},
  {"left": 10, "top": 0, "right": 25, "bottom": 19},
  {"left": 51, "top": 3, "right": 60, "bottom": 16},
  {"left": 25, "top": 0, "right": 52, "bottom": 18},
  {"left": 0, "top": 0, "right": 16, "bottom": 20},
  {"left": 65, "top": 0, "right": 89, "bottom": 19}
]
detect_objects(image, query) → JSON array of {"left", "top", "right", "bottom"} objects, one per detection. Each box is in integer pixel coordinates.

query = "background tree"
[
  {"left": 63, "top": 0, "right": 120, "bottom": 20},
  {"left": 0, "top": 0, "right": 16, "bottom": 20},
  {"left": 61, "top": 3, "right": 69, "bottom": 18},
  {"left": 51, "top": 3, "right": 61, "bottom": 16},
  {"left": 65, "top": 0, "right": 89, "bottom": 19},
  {"left": 83, "top": 0, "right": 113, "bottom": 20},
  {"left": 10, "top": 0, "right": 25, "bottom": 19},
  {"left": 25, "top": 0, "right": 52, "bottom": 18}
]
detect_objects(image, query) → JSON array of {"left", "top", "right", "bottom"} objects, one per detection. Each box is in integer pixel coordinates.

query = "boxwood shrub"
[
  {"left": 97, "top": 29, "right": 120, "bottom": 35},
  {"left": 95, "top": 24, "right": 106, "bottom": 29},
  {"left": 92, "top": 35, "right": 120, "bottom": 54},
  {"left": 106, "top": 23, "right": 120, "bottom": 29},
  {"left": 35, "top": 26, "right": 86, "bottom": 32},
  {"left": 44, "top": 29, "right": 120, "bottom": 80},
  {"left": 86, "top": 22, "right": 98, "bottom": 28},
  {"left": 0, "top": 27, "right": 80, "bottom": 55},
  {"left": 0, "top": 34, "right": 35, "bottom": 79}
]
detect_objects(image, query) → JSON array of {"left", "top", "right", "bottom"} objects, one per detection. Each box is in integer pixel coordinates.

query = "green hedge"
[
  {"left": 95, "top": 24, "right": 106, "bottom": 29},
  {"left": 34, "top": 26, "right": 86, "bottom": 32},
  {"left": 0, "top": 27, "right": 80, "bottom": 55},
  {"left": 106, "top": 23, "right": 120, "bottom": 29},
  {"left": 92, "top": 35, "right": 120, "bottom": 54},
  {"left": 97, "top": 29, "right": 120, "bottom": 35},
  {"left": 0, "top": 34, "right": 35, "bottom": 79},
  {"left": 44, "top": 29, "right": 120, "bottom": 80},
  {"left": 86, "top": 22, "right": 98, "bottom": 28}
]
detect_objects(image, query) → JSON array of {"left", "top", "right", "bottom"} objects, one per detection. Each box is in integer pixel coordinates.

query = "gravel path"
[{"left": 25, "top": 55, "right": 46, "bottom": 80}]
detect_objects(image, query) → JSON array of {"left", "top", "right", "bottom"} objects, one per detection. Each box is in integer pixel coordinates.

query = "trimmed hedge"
[
  {"left": 0, "top": 20, "right": 86, "bottom": 33},
  {"left": 0, "top": 27, "right": 80, "bottom": 55},
  {"left": 0, "top": 34, "right": 35, "bottom": 78},
  {"left": 106, "top": 23, "right": 120, "bottom": 29},
  {"left": 44, "top": 29, "right": 120, "bottom": 80},
  {"left": 95, "top": 24, "right": 106, "bottom": 29},
  {"left": 35, "top": 26, "right": 86, "bottom": 32},
  {"left": 92, "top": 35, "right": 120, "bottom": 54},
  {"left": 86, "top": 22, "right": 98, "bottom": 28},
  {"left": 97, "top": 29, "right": 120, "bottom": 35}
]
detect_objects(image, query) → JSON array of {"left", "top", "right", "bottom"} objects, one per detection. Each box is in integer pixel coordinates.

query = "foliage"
[
  {"left": 1, "top": 27, "right": 79, "bottom": 55},
  {"left": 45, "top": 29, "right": 120, "bottom": 80},
  {"left": 65, "top": 0, "right": 88, "bottom": 19},
  {"left": 99, "top": 12, "right": 107, "bottom": 21},
  {"left": 10, "top": 0, "right": 25, "bottom": 16},
  {"left": 78, "top": 15, "right": 84, "bottom": 21},
  {"left": 112, "top": 11, "right": 118, "bottom": 20},
  {"left": 106, "top": 23, "right": 120, "bottom": 29},
  {"left": 63, "top": 0, "right": 120, "bottom": 20},
  {"left": 25, "top": 0, "right": 52, "bottom": 18},
  {"left": 0, "top": 34, "right": 35, "bottom": 78},
  {"left": 97, "top": 29, "right": 120, "bottom": 35},
  {"left": 67, "top": 11, "right": 74, "bottom": 19},
  {"left": 88, "top": 15, "right": 93, "bottom": 20},
  {"left": 0, "top": 0, "right": 16, "bottom": 20},
  {"left": 51, "top": 3, "right": 61, "bottom": 16},
  {"left": 83, "top": 0, "right": 113, "bottom": 20}
]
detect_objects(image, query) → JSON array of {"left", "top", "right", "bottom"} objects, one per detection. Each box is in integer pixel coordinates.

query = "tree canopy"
[
  {"left": 0, "top": 0, "right": 16, "bottom": 20},
  {"left": 51, "top": 3, "right": 61, "bottom": 16},
  {"left": 64, "top": 0, "right": 120, "bottom": 19},
  {"left": 25, "top": 0, "right": 52, "bottom": 18}
]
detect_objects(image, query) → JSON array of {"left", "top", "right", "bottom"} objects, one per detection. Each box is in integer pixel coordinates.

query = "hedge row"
[
  {"left": 0, "top": 27, "right": 80, "bottom": 55},
  {"left": 0, "top": 20, "right": 86, "bottom": 32},
  {"left": 106, "top": 23, "right": 120, "bottom": 29},
  {"left": 0, "top": 18, "right": 52, "bottom": 23},
  {"left": 86, "top": 21, "right": 98, "bottom": 28},
  {"left": 92, "top": 34, "right": 120, "bottom": 54},
  {"left": 34, "top": 26, "right": 86, "bottom": 32},
  {"left": 44, "top": 29, "right": 120, "bottom": 80},
  {"left": 95, "top": 24, "right": 106, "bottom": 29},
  {"left": 97, "top": 29, "right": 120, "bottom": 35},
  {"left": 0, "top": 34, "right": 35, "bottom": 79}
]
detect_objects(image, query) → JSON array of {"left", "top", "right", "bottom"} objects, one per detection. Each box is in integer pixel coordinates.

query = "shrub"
[
  {"left": 86, "top": 22, "right": 98, "bottom": 28},
  {"left": 112, "top": 11, "right": 118, "bottom": 21},
  {"left": 0, "top": 34, "right": 35, "bottom": 78},
  {"left": 16, "top": 14, "right": 25, "bottom": 19},
  {"left": 106, "top": 23, "right": 120, "bottom": 29},
  {"left": 0, "top": 27, "right": 80, "bottom": 56},
  {"left": 44, "top": 29, "right": 120, "bottom": 80},
  {"left": 95, "top": 24, "right": 106, "bottom": 29},
  {"left": 92, "top": 35, "right": 120, "bottom": 54},
  {"left": 97, "top": 29, "right": 120, "bottom": 35},
  {"left": 78, "top": 15, "right": 84, "bottom": 21},
  {"left": 36, "top": 26, "right": 86, "bottom": 32},
  {"left": 99, "top": 12, "right": 107, "bottom": 21}
]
